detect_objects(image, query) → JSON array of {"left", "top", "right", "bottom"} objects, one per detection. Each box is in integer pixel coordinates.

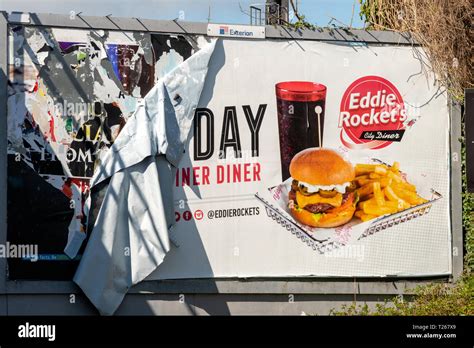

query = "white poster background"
[{"left": 149, "top": 38, "right": 451, "bottom": 279}]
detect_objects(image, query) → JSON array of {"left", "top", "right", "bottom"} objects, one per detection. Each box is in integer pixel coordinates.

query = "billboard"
[{"left": 7, "top": 25, "right": 451, "bottom": 280}]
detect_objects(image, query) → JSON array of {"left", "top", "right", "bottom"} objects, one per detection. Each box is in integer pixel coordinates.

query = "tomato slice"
[{"left": 316, "top": 194, "right": 355, "bottom": 223}]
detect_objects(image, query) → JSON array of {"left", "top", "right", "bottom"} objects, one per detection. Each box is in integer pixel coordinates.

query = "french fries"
[
  {"left": 369, "top": 172, "right": 382, "bottom": 179},
  {"left": 353, "top": 162, "right": 427, "bottom": 222},
  {"left": 373, "top": 182, "right": 385, "bottom": 206},
  {"left": 360, "top": 213, "right": 377, "bottom": 222},
  {"left": 355, "top": 164, "right": 388, "bottom": 176},
  {"left": 357, "top": 177, "right": 393, "bottom": 199}
]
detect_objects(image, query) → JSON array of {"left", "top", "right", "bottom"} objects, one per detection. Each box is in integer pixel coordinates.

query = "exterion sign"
[{"left": 207, "top": 23, "right": 265, "bottom": 39}]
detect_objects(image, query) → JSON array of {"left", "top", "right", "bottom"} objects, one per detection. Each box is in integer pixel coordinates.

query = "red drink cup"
[{"left": 276, "top": 81, "right": 327, "bottom": 181}]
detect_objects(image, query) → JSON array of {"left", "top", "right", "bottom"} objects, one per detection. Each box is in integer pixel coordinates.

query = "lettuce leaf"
[{"left": 293, "top": 204, "right": 303, "bottom": 212}]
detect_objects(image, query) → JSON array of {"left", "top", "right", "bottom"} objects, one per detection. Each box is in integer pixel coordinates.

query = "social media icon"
[
  {"left": 183, "top": 211, "right": 192, "bottom": 221},
  {"left": 194, "top": 210, "right": 204, "bottom": 220}
]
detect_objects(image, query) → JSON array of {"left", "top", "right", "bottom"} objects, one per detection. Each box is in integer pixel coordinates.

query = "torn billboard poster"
[{"left": 7, "top": 25, "right": 211, "bottom": 278}]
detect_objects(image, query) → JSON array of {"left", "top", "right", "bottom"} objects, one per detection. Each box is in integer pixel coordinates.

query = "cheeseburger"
[{"left": 288, "top": 148, "right": 358, "bottom": 228}]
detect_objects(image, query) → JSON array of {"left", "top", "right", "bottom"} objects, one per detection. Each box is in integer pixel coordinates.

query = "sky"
[{"left": 0, "top": 0, "right": 364, "bottom": 28}]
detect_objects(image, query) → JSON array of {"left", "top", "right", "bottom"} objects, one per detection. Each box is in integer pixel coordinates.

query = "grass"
[{"left": 330, "top": 276, "right": 473, "bottom": 316}]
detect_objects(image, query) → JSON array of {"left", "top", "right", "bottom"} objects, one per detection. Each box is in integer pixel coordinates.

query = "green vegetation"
[
  {"left": 331, "top": 276, "right": 473, "bottom": 316},
  {"left": 462, "top": 128, "right": 474, "bottom": 273}
]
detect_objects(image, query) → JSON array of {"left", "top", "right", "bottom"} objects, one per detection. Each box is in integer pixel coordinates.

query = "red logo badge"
[{"left": 339, "top": 76, "right": 407, "bottom": 150}]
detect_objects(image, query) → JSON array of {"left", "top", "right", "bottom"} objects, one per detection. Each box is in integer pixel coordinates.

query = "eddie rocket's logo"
[{"left": 338, "top": 75, "right": 407, "bottom": 150}]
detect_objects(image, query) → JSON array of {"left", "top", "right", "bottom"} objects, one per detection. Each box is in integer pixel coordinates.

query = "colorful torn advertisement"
[{"left": 7, "top": 25, "right": 209, "bottom": 279}]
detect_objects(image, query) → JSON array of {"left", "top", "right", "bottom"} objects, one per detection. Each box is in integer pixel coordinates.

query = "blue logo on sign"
[{"left": 219, "top": 26, "right": 228, "bottom": 35}]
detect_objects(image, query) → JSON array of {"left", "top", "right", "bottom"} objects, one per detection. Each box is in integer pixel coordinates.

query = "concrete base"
[{"left": 0, "top": 293, "right": 398, "bottom": 315}]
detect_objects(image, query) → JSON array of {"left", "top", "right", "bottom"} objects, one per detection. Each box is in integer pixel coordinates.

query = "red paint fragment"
[
  {"left": 62, "top": 181, "right": 73, "bottom": 198},
  {"left": 47, "top": 111, "right": 56, "bottom": 142}
]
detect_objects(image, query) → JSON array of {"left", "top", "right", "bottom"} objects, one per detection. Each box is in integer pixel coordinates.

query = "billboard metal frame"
[{"left": 0, "top": 11, "right": 464, "bottom": 312}]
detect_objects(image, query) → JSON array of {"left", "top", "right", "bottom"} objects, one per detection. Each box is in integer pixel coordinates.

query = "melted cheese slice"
[{"left": 296, "top": 191, "right": 343, "bottom": 208}]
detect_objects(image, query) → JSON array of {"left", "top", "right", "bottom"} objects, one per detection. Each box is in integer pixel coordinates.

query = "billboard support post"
[{"left": 451, "top": 99, "right": 464, "bottom": 281}]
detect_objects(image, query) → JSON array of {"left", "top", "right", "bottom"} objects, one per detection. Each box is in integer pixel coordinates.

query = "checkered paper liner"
[
  {"left": 255, "top": 194, "right": 346, "bottom": 253},
  {"left": 255, "top": 158, "right": 443, "bottom": 254}
]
